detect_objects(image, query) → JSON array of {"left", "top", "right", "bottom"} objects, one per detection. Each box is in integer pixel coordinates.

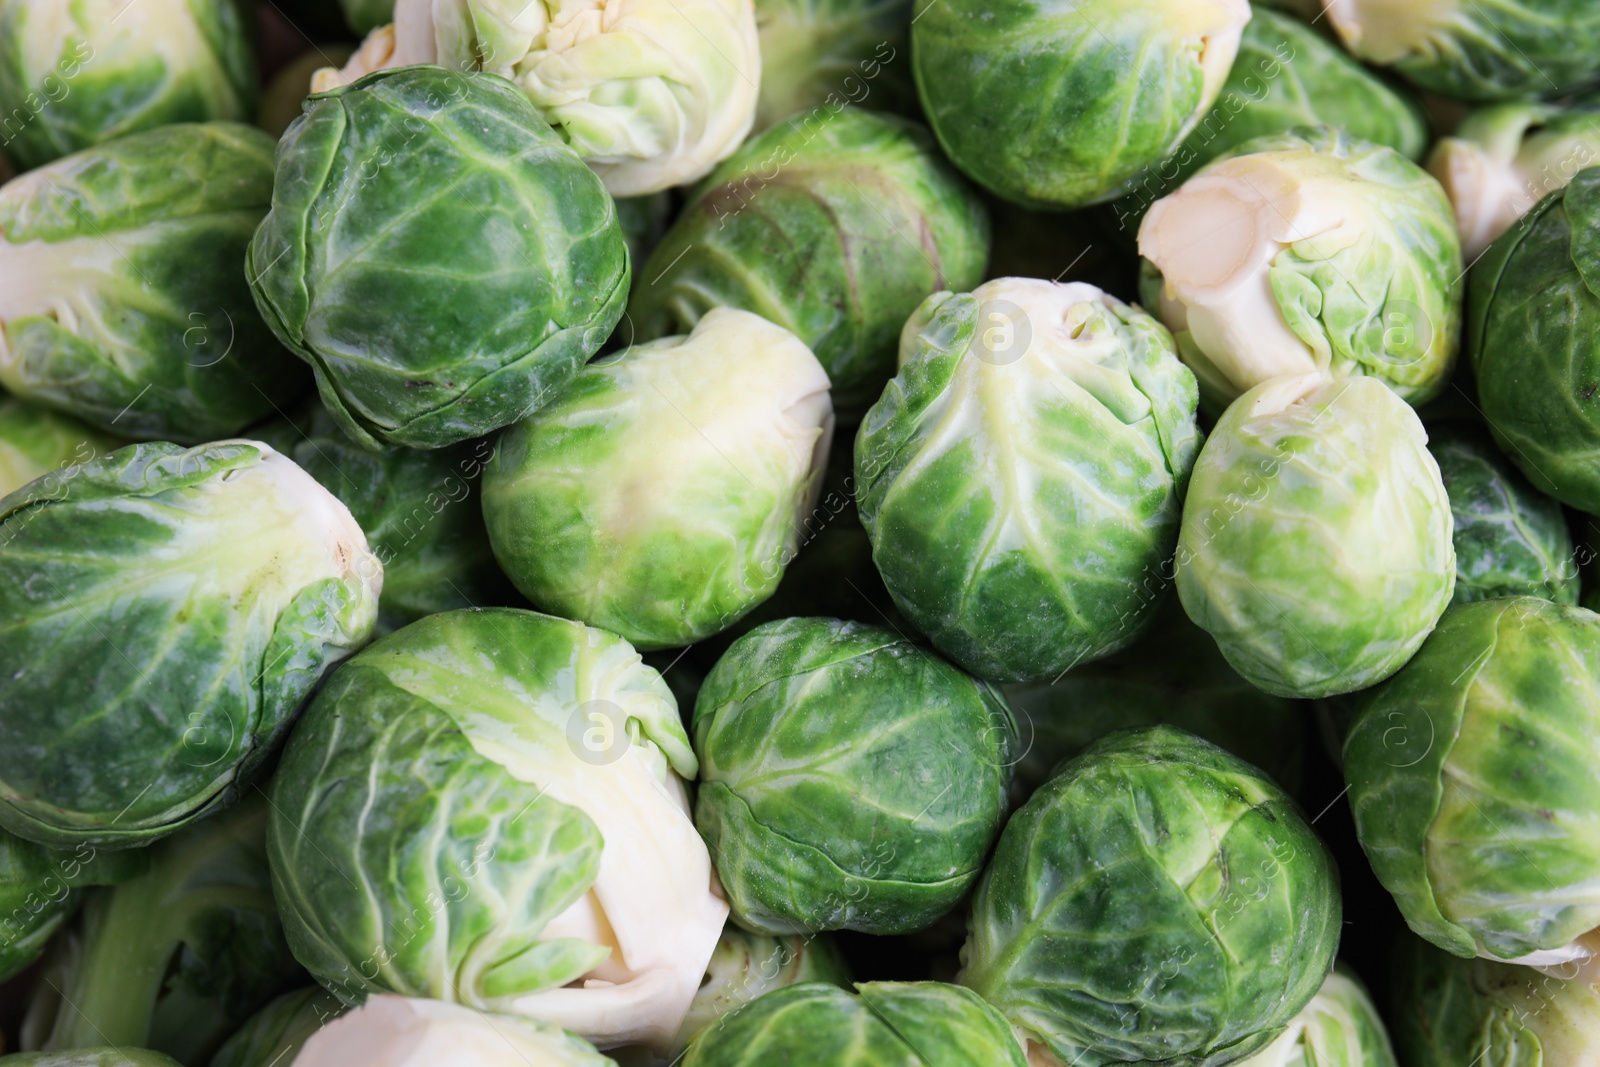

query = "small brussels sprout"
[
  {"left": 211, "top": 989, "right": 345, "bottom": 1067},
  {"left": 22, "top": 800, "right": 302, "bottom": 1064},
  {"left": 0, "top": 398, "right": 120, "bottom": 497},
  {"left": 257, "top": 46, "right": 357, "bottom": 140},
  {"left": 1233, "top": 968, "right": 1397, "bottom": 1067},
  {"left": 0, "top": 440, "right": 382, "bottom": 848},
  {"left": 247, "top": 66, "right": 628, "bottom": 451},
  {"left": 628, "top": 107, "right": 989, "bottom": 415},
  {"left": 0, "top": 123, "right": 306, "bottom": 442},
  {"left": 266, "top": 608, "right": 727, "bottom": 1053},
  {"left": 0, "top": 1052, "right": 183, "bottom": 1067},
  {"left": 1470, "top": 167, "right": 1600, "bottom": 513},
  {"left": 693, "top": 618, "right": 1015, "bottom": 935},
  {"left": 856, "top": 278, "right": 1201, "bottom": 684},
  {"left": 339, "top": 0, "right": 393, "bottom": 35},
  {"left": 0, "top": 830, "right": 144, "bottom": 983},
  {"left": 753, "top": 0, "right": 912, "bottom": 133},
  {"left": 962, "top": 727, "right": 1341, "bottom": 1067},
  {"left": 682, "top": 982, "right": 1027, "bottom": 1067},
  {"left": 315, "top": 0, "right": 759, "bottom": 197},
  {"left": 290, "top": 996, "right": 616, "bottom": 1067},
  {"left": 912, "top": 0, "right": 1252, "bottom": 209},
  {"left": 0, "top": 0, "right": 257, "bottom": 171},
  {"left": 668, "top": 929, "right": 850, "bottom": 1057},
  {"left": 1176, "top": 374, "right": 1455, "bottom": 699},
  {"left": 1429, "top": 99, "right": 1600, "bottom": 259},
  {"left": 1346, "top": 597, "right": 1600, "bottom": 965},
  {"left": 1140, "top": 128, "right": 1463, "bottom": 410},
  {"left": 1430, "top": 422, "right": 1579, "bottom": 606},
  {"left": 253, "top": 401, "right": 508, "bottom": 634},
  {"left": 1322, "top": 0, "right": 1600, "bottom": 102},
  {"left": 482, "top": 309, "right": 833, "bottom": 649}
]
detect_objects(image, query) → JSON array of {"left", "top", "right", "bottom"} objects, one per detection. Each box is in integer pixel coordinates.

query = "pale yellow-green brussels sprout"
[
  {"left": 1233, "top": 968, "right": 1397, "bottom": 1067},
  {"left": 315, "top": 0, "right": 761, "bottom": 196},
  {"left": 289, "top": 996, "right": 615, "bottom": 1067}
]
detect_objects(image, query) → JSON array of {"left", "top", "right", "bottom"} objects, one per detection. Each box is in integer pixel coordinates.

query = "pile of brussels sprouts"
[{"left": 5, "top": 0, "right": 1600, "bottom": 1064}]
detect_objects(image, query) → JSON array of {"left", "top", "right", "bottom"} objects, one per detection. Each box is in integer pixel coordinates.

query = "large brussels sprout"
[
  {"left": 247, "top": 66, "right": 628, "bottom": 451},
  {"left": 1429, "top": 99, "right": 1600, "bottom": 259},
  {"left": 1469, "top": 166, "right": 1600, "bottom": 513},
  {"left": 681, "top": 981, "right": 1027, "bottom": 1067},
  {"left": 21, "top": 800, "right": 302, "bottom": 1064},
  {"left": 1176, "top": 374, "right": 1455, "bottom": 699},
  {"left": 482, "top": 309, "right": 833, "bottom": 649},
  {"left": 253, "top": 402, "right": 508, "bottom": 633},
  {"left": 912, "top": 0, "right": 1252, "bottom": 209},
  {"left": 1346, "top": 597, "right": 1600, "bottom": 965},
  {"left": 962, "top": 727, "right": 1341, "bottom": 1067},
  {"left": 0, "top": 0, "right": 257, "bottom": 171},
  {"left": 0, "top": 440, "right": 381, "bottom": 848},
  {"left": 1322, "top": 0, "right": 1600, "bottom": 102},
  {"left": 693, "top": 618, "right": 1015, "bottom": 936},
  {"left": 628, "top": 107, "right": 989, "bottom": 415},
  {"left": 0, "top": 1053, "right": 183, "bottom": 1067},
  {"left": 210, "top": 989, "right": 344, "bottom": 1067},
  {"left": 266, "top": 609, "right": 727, "bottom": 1052},
  {"left": 0, "top": 398, "right": 120, "bottom": 497},
  {"left": 314, "top": 0, "right": 759, "bottom": 197},
  {"left": 291, "top": 996, "right": 616, "bottom": 1067},
  {"left": 0, "top": 123, "right": 306, "bottom": 442},
  {"left": 856, "top": 278, "right": 1201, "bottom": 684},
  {"left": 1140, "top": 128, "right": 1463, "bottom": 411},
  {"left": 1233, "top": 968, "right": 1397, "bottom": 1067},
  {"left": 753, "top": 0, "right": 911, "bottom": 132},
  {"left": 0, "top": 832, "right": 143, "bottom": 983},
  {"left": 1430, "top": 422, "right": 1579, "bottom": 606}
]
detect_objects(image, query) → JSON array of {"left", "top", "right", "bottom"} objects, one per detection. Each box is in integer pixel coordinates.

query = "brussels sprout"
[
  {"left": 253, "top": 402, "right": 508, "bottom": 634},
  {"left": 339, "top": 0, "right": 393, "bottom": 35},
  {"left": 314, "top": 0, "right": 759, "bottom": 197},
  {"left": 1346, "top": 597, "right": 1600, "bottom": 965},
  {"left": 1003, "top": 602, "right": 1304, "bottom": 799},
  {"left": 210, "top": 988, "right": 344, "bottom": 1067},
  {"left": 266, "top": 608, "right": 727, "bottom": 1052},
  {"left": 1176, "top": 374, "right": 1455, "bottom": 699},
  {"left": 1469, "top": 167, "right": 1600, "bottom": 513},
  {"left": 1233, "top": 968, "right": 1397, "bottom": 1067},
  {"left": 753, "top": 0, "right": 912, "bottom": 132},
  {"left": 912, "top": 0, "right": 1252, "bottom": 209},
  {"left": 0, "top": 0, "right": 257, "bottom": 172},
  {"left": 1113, "top": 8, "right": 1429, "bottom": 231},
  {"left": 247, "top": 66, "right": 628, "bottom": 451},
  {"left": 257, "top": 46, "right": 356, "bottom": 140},
  {"left": 855, "top": 278, "right": 1201, "bottom": 684},
  {"left": 628, "top": 107, "right": 989, "bottom": 415},
  {"left": 0, "top": 831, "right": 143, "bottom": 983},
  {"left": 1429, "top": 422, "right": 1579, "bottom": 606},
  {"left": 21, "top": 800, "right": 302, "bottom": 1064},
  {"left": 1393, "top": 937, "right": 1600, "bottom": 1067},
  {"left": 482, "top": 309, "right": 833, "bottom": 649},
  {"left": 1429, "top": 99, "right": 1600, "bottom": 259},
  {"left": 291, "top": 996, "right": 617, "bottom": 1067},
  {"left": 1140, "top": 128, "right": 1463, "bottom": 411},
  {"left": 682, "top": 981, "right": 1028, "bottom": 1067},
  {"left": 0, "top": 440, "right": 381, "bottom": 848},
  {"left": 0, "top": 123, "right": 306, "bottom": 442},
  {"left": 0, "top": 398, "right": 120, "bottom": 497},
  {"left": 693, "top": 618, "right": 1015, "bottom": 936},
  {"left": 1322, "top": 0, "right": 1600, "bottom": 102},
  {"left": 0, "top": 1052, "right": 183, "bottom": 1067},
  {"left": 962, "top": 727, "right": 1341, "bottom": 1067}
]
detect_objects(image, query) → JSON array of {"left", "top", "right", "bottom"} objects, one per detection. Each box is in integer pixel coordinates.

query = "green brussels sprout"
[
  {"left": 1346, "top": 597, "right": 1600, "bottom": 965},
  {"left": 693, "top": 618, "right": 1015, "bottom": 936},
  {"left": 266, "top": 608, "right": 727, "bottom": 1053},
  {"left": 482, "top": 309, "right": 833, "bottom": 649},
  {"left": 1112, "top": 8, "right": 1429, "bottom": 232},
  {"left": 253, "top": 401, "right": 508, "bottom": 634},
  {"left": 257, "top": 46, "right": 357, "bottom": 140},
  {"left": 22, "top": 800, "right": 302, "bottom": 1064},
  {"left": 628, "top": 107, "right": 989, "bottom": 415},
  {"left": 247, "top": 66, "right": 628, "bottom": 451},
  {"left": 0, "top": 1052, "right": 183, "bottom": 1067},
  {"left": 1429, "top": 422, "right": 1580, "bottom": 606},
  {"left": 210, "top": 988, "right": 344, "bottom": 1067},
  {"left": 681, "top": 981, "right": 1028, "bottom": 1067},
  {"left": 1232, "top": 968, "right": 1397, "bottom": 1067},
  {"left": 1003, "top": 602, "right": 1304, "bottom": 799},
  {"left": 855, "top": 278, "right": 1201, "bottom": 684},
  {"left": 0, "top": 0, "right": 257, "bottom": 172},
  {"left": 0, "top": 832, "right": 144, "bottom": 983},
  {"left": 912, "top": 0, "right": 1252, "bottom": 209},
  {"left": 0, "top": 398, "right": 120, "bottom": 497},
  {"left": 339, "top": 0, "right": 393, "bottom": 35},
  {"left": 962, "top": 727, "right": 1341, "bottom": 1067},
  {"left": 1469, "top": 167, "right": 1600, "bottom": 513},
  {"left": 752, "top": 0, "right": 912, "bottom": 133},
  {"left": 1393, "top": 937, "right": 1600, "bottom": 1067},
  {"left": 0, "top": 440, "right": 382, "bottom": 848},
  {"left": 314, "top": 0, "right": 759, "bottom": 197},
  {"left": 1429, "top": 99, "right": 1600, "bottom": 259},
  {"left": 1140, "top": 128, "right": 1463, "bottom": 411},
  {"left": 1176, "top": 374, "right": 1455, "bottom": 699},
  {"left": 0, "top": 123, "right": 307, "bottom": 442},
  {"left": 1322, "top": 0, "right": 1600, "bottom": 102}
]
